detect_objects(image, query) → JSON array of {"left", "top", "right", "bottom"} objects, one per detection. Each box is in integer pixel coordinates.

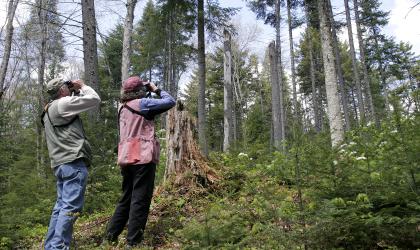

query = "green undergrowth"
[{"left": 20, "top": 116, "right": 420, "bottom": 249}]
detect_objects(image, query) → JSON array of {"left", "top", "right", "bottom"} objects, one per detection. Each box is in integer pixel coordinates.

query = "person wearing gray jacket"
[{"left": 42, "top": 78, "right": 100, "bottom": 250}]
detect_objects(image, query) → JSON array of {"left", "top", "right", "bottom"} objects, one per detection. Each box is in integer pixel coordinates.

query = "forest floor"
[{"left": 27, "top": 152, "right": 298, "bottom": 249}]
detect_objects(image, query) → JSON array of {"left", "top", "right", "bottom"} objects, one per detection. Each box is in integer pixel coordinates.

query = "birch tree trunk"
[
  {"left": 354, "top": 0, "right": 376, "bottom": 125},
  {"left": 344, "top": 0, "right": 365, "bottom": 125},
  {"left": 121, "top": 0, "right": 138, "bottom": 82},
  {"left": 164, "top": 102, "right": 218, "bottom": 186},
  {"left": 223, "top": 29, "right": 234, "bottom": 152},
  {"left": 269, "top": 42, "right": 282, "bottom": 150},
  {"left": 275, "top": 0, "right": 285, "bottom": 150},
  {"left": 0, "top": 0, "right": 19, "bottom": 101},
  {"left": 327, "top": 0, "right": 351, "bottom": 130},
  {"left": 304, "top": 3, "right": 322, "bottom": 132},
  {"left": 318, "top": 0, "right": 344, "bottom": 147},
  {"left": 81, "top": 0, "right": 100, "bottom": 93},
  {"left": 197, "top": 0, "right": 208, "bottom": 156}
]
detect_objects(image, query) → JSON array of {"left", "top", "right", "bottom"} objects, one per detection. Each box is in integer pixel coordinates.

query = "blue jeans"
[{"left": 44, "top": 159, "right": 88, "bottom": 250}]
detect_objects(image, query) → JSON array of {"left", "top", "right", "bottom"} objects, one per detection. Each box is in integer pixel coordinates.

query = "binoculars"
[
  {"left": 63, "top": 80, "right": 79, "bottom": 94},
  {"left": 63, "top": 80, "right": 74, "bottom": 89}
]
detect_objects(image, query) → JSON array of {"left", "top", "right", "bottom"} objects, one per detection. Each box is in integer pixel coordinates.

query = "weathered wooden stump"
[{"left": 164, "top": 101, "right": 218, "bottom": 187}]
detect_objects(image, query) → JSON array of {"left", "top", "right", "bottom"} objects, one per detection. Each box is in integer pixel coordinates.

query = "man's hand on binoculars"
[{"left": 71, "top": 80, "right": 85, "bottom": 90}]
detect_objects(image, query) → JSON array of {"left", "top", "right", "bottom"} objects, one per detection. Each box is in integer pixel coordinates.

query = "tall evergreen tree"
[
  {"left": 318, "top": 0, "right": 344, "bottom": 146},
  {"left": 327, "top": 0, "right": 351, "bottom": 130},
  {"left": 344, "top": 0, "right": 365, "bottom": 124},
  {"left": 357, "top": 0, "right": 390, "bottom": 117},
  {"left": 354, "top": 0, "right": 375, "bottom": 124}
]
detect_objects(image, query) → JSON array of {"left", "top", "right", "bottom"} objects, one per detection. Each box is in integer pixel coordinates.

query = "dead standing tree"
[
  {"left": 0, "top": 0, "right": 19, "bottom": 101},
  {"left": 164, "top": 101, "right": 218, "bottom": 187}
]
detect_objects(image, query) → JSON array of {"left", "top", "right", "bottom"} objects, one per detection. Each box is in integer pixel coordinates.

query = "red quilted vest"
[{"left": 117, "top": 99, "right": 160, "bottom": 167}]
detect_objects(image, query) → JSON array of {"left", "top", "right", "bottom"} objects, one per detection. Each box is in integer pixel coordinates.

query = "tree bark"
[
  {"left": 275, "top": 0, "right": 285, "bottom": 150},
  {"left": 167, "top": 10, "right": 176, "bottom": 97},
  {"left": 197, "top": 0, "right": 208, "bottom": 156},
  {"left": 223, "top": 29, "right": 234, "bottom": 152},
  {"left": 121, "top": 0, "right": 138, "bottom": 82},
  {"left": 286, "top": 0, "right": 298, "bottom": 119},
  {"left": 327, "top": 0, "right": 351, "bottom": 131},
  {"left": 354, "top": 0, "right": 377, "bottom": 125},
  {"left": 164, "top": 101, "right": 218, "bottom": 186},
  {"left": 372, "top": 28, "right": 389, "bottom": 117},
  {"left": 0, "top": 0, "right": 19, "bottom": 101},
  {"left": 81, "top": 0, "right": 100, "bottom": 94},
  {"left": 36, "top": 0, "right": 47, "bottom": 177},
  {"left": 304, "top": 3, "right": 321, "bottom": 132},
  {"left": 344, "top": 0, "right": 365, "bottom": 125},
  {"left": 269, "top": 42, "right": 282, "bottom": 150},
  {"left": 318, "top": 0, "right": 344, "bottom": 147}
]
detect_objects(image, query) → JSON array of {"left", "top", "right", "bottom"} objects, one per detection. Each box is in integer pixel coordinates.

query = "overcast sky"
[{"left": 0, "top": 0, "right": 419, "bottom": 83}]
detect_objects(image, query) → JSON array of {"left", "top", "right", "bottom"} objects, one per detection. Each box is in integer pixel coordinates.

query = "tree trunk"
[
  {"left": 286, "top": 0, "right": 297, "bottom": 117},
  {"left": 372, "top": 29, "right": 389, "bottom": 117},
  {"left": 164, "top": 101, "right": 218, "bottom": 186},
  {"left": 327, "top": 0, "right": 351, "bottom": 131},
  {"left": 275, "top": 0, "right": 285, "bottom": 150},
  {"left": 81, "top": 0, "right": 100, "bottom": 99},
  {"left": 36, "top": 0, "right": 47, "bottom": 176},
  {"left": 121, "top": 0, "right": 138, "bottom": 82},
  {"left": 223, "top": 29, "right": 234, "bottom": 152},
  {"left": 351, "top": 87, "right": 359, "bottom": 121},
  {"left": 354, "top": 0, "right": 376, "bottom": 125},
  {"left": 344, "top": 0, "right": 365, "bottom": 125},
  {"left": 167, "top": 10, "right": 176, "bottom": 97},
  {"left": 318, "top": 0, "right": 344, "bottom": 147},
  {"left": 197, "top": 0, "right": 208, "bottom": 156},
  {"left": 269, "top": 42, "right": 282, "bottom": 150},
  {"left": 304, "top": 3, "right": 321, "bottom": 132},
  {"left": 0, "top": 0, "right": 19, "bottom": 101}
]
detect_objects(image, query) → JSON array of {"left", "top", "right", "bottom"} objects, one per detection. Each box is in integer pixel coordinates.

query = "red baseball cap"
[{"left": 122, "top": 76, "right": 146, "bottom": 91}]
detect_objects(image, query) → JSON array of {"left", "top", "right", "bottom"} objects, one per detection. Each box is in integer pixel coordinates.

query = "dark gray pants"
[{"left": 106, "top": 163, "right": 156, "bottom": 245}]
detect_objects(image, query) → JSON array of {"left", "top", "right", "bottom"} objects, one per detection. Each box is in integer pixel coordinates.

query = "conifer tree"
[
  {"left": 344, "top": 0, "right": 365, "bottom": 124},
  {"left": 318, "top": 0, "right": 344, "bottom": 146}
]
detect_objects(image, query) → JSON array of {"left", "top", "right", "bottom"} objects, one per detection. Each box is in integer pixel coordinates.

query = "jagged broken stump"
[{"left": 164, "top": 101, "right": 218, "bottom": 187}]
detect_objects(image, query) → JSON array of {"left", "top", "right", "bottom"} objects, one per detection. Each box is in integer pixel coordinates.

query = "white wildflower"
[
  {"left": 367, "top": 121, "right": 373, "bottom": 127},
  {"left": 238, "top": 152, "right": 249, "bottom": 158},
  {"left": 333, "top": 160, "right": 338, "bottom": 165},
  {"left": 391, "top": 129, "right": 398, "bottom": 134},
  {"left": 355, "top": 156, "right": 367, "bottom": 161},
  {"left": 349, "top": 141, "right": 356, "bottom": 146}
]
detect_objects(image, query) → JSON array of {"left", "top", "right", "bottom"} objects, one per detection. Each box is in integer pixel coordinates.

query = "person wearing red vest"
[{"left": 103, "top": 76, "right": 175, "bottom": 248}]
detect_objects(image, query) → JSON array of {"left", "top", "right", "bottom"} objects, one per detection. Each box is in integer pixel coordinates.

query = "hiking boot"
[{"left": 100, "top": 233, "right": 118, "bottom": 249}]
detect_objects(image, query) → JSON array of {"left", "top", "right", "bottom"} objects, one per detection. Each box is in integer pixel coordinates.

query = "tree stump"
[{"left": 164, "top": 101, "right": 218, "bottom": 187}]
